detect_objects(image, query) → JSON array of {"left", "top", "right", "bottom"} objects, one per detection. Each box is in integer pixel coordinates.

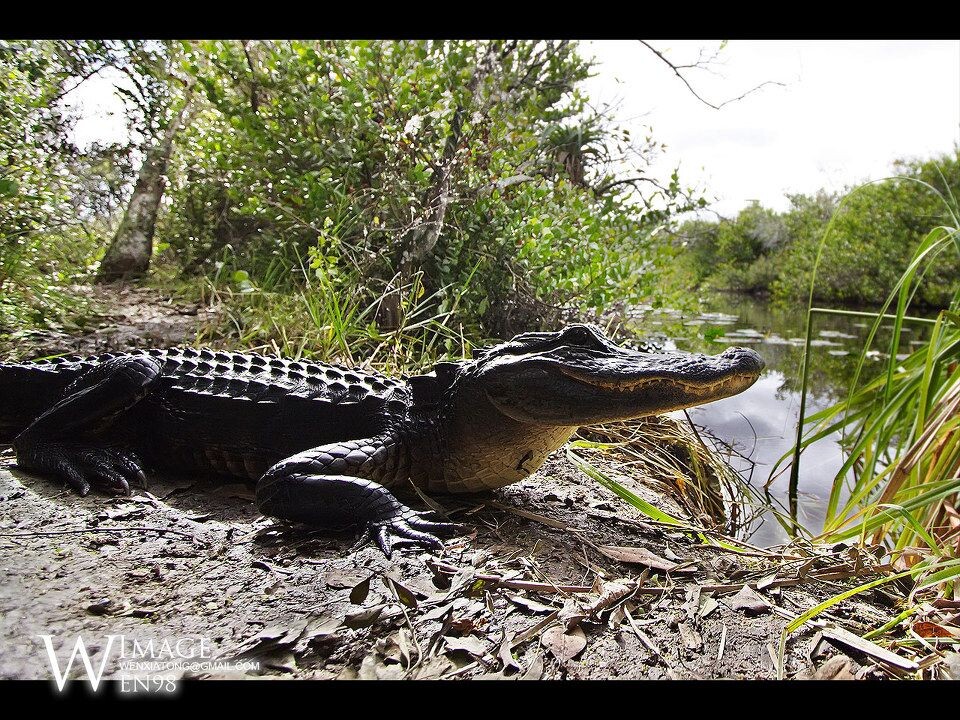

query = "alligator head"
[
  {"left": 408, "top": 324, "right": 764, "bottom": 492},
  {"left": 460, "top": 323, "right": 764, "bottom": 424}
]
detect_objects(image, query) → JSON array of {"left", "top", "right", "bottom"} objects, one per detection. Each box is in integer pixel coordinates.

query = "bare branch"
[
  {"left": 594, "top": 175, "right": 669, "bottom": 196},
  {"left": 639, "top": 40, "right": 785, "bottom": 110},
  {"left": 240, "top": 39, "right": 259, "bottom": 113},
  {"left": 46, "top": 61, "right": 110, "bottom": 106}
]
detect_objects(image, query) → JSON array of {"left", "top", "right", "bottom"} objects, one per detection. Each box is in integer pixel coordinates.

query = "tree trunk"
[
  {"left": 397, "top": 43, "right": 500, "bottom": 280},
  {"left": 378, "top": 43, "right": 501, "bottom": 333},
  {"left": 96, "top": 93, "right": 192, "bottom": 283}
]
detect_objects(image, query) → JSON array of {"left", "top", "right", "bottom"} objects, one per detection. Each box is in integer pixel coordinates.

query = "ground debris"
[
  {"left": 799, "top": 654, "right": 857, "bottom": 680},
  {"left": 728, "top": 585, "right": 772, "bottom": 615},
  {"left": 0, "top": 421, "right": 921, "bottom": 680},
  {"left": 541, "top": 625, "right": 587, "bottom": 662}
]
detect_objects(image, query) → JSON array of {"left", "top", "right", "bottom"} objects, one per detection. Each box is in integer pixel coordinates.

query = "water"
[{"left": 627, "top": 293, "right": 933, "bottom": 547}]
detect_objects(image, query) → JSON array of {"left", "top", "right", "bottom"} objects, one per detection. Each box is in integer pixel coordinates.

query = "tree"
[
  {"left": 96, "top": 41, "right": 195, "bottom": 282},
  {"left": 155, "top": 40, "right": 702, "bottom": 336}
]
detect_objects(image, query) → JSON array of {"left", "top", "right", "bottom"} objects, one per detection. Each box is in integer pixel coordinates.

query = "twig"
[
  {"left": 482, "top": 500, "right": 570, "bottom": 530},
  {"left": 819, "top": 625, "right": 920, "bottom": 672},
  {"left": 624, "top": 606, "right": 662, "bottom": 657},
  {"left": 0, "top": 525, "right": 203, "bottom": 544},
  {"left": 639, "top": 40, "right": 785, "bottom": 110}
]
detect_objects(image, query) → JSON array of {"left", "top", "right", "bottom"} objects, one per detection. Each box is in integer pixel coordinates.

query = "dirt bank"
[{"left": 0, "top": 283, "right": 911, "bottom": 682}]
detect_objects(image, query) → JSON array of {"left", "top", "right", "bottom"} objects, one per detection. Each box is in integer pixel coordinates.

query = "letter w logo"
[{"left": 38, "top": 635, "right": 118, "bottom": 691}]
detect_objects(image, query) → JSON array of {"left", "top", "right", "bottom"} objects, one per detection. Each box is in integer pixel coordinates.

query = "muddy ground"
[{"left": 0, "top": 284, "right": 921, "bottom": 681}]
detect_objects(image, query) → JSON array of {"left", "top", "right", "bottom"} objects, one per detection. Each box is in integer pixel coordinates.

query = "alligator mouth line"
[{"left": 557, "top": 368, "right": 759, "bottom": 396}]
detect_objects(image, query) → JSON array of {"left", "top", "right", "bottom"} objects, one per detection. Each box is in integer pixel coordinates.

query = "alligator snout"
[{"left": 718, "top": 346, "right": 765, "bottom": 376}]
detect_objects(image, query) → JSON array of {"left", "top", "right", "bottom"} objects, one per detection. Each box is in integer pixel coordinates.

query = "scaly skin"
[{"left": 0, "top": 325, "right": 764, "bottom": 556}]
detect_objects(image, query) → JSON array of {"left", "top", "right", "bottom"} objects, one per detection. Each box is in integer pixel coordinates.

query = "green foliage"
[
  {"left": 161, "top": 40, "right": 699, "bottom": 341},
  {"left": 1, "top": 39, "right": 702, "bottom": 359},
  {"left": 779, "top": 192, "right": 960, "bottom": 554},
  {"left": 0, "top": 41, "right": 102, "bottom": 335},
  {"left": 773, "top": 155, "right": 960, "bottom": 306},
  {"left": 674, "top": 152, "right": 960, "bottom": 308}
]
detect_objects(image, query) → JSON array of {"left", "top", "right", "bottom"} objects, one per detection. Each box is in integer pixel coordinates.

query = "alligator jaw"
[
  {"left": 555, "top": 346, "right": 764, "bottom": 397},
  {"left": 478, "top": 341, "right": 765, "bottom": 426}
]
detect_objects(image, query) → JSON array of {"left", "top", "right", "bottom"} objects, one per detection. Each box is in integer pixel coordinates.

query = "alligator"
[{"left": 0, "top": 325, "right": 763, "bottom": 556}]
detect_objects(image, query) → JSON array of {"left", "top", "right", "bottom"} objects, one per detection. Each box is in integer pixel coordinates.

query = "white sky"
[
  {"left": 68, "top": 41, "right": 960, "bottom": 218},
  {"left": 582, "top": 40, "right": 960, "bottom": 216}
]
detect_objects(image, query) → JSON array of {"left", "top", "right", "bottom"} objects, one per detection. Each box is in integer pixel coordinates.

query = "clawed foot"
[
  {"left": 354, "top": 508, "right": 466, "bottom": 558},
  {"left": 19, "top": 442, "right": 146, "bottom": 496}
]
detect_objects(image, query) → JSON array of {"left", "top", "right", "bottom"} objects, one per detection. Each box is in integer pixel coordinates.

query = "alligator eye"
[{"left": 564, "top": 325, "right": 604, "bottom": 348}]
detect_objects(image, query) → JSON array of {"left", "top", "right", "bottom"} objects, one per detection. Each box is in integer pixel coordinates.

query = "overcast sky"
[
  {"left": 582, "top": 40, "right": 960, "bottom": 216},
  {"left": 69, "top": 40, "right": 960, "bottom": 218}
]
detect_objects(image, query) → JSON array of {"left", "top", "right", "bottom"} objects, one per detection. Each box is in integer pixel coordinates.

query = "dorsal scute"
[{"left": 407, "top": 359, "right": 465, "bottom": 408}]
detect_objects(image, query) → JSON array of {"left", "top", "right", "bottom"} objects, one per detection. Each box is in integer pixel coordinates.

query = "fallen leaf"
[
  {"left": 597, "top": 545, "right": 681, "bottom": 572},
  {"left": 238, "top": 622, "right": 308, "bottom": 656},
  {"left": 541, "top": 625, "right": 587, "bottom": 662},
  {"left": 412, "top": 655, "right": 456, "bottom": 680},
  {"left": 443, "top": 635, "right": 487, "bottom": 657},
  {"left": 421, "top": 601, "right": 455, "bottom": 622},
  {"left": 384, "top": 575, "right": 418, "bottom": 609},
  {"left": 508, "top": 594, "right": 556, "bottom": 615},
  {"left": 303, "top": 615, "right": 344, "bottom": 641},
  {"left": 755, "top": 573, "right": 778, "bottom": 590},
  {"left": 520, "top": 649, "right": 544, "bottom": 680},
  {"left": 893, "top": 549, "right": 925, "bottom": 571},
  {"left": 372, "top": 634, "right": 402, "bottom": 664},
  {"left": 397, "top": 628, "right": 416, "bottom": 666},
  {"left": 324, "top": 569, "right": 368, "bottom": 589},
  {"left": 728, "top": 585, "right": 771, "bottom": 615},
  {"left": 498, "top": 633, "right": 520, "bottom": 673},
  {"left": 912, "top": 620, "right": 958, "bottom": 638},
  {"left": 344, "top": 604, "right": 387, "bottom": 629},
  {"left": 808, "top": 655, "right": 855, "bottom": 680},
  {"left": 558, "top": 598, "right": 588, "bottom": 629},
  {"left": 663, "top": 546, "right": 682, "bottom": 562},
  {"left": 358, "top": 653, "right": 404, "bottom": 680},
  {"left": 473, "top": 671, "right": 513, "bottom": 680},
  {"left": 698, "top": 596, "right": 720, "bottom": 618},
  {"left": 820, "top": 626, "right": 919, "bottom": 671},
  {"left": 349, "top": 575, "right": 372, "bottom": 604}
]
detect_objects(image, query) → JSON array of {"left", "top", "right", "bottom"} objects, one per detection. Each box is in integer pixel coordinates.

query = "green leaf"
[{"left": 0, "top": 178, "right": 19, "bottom": 197}]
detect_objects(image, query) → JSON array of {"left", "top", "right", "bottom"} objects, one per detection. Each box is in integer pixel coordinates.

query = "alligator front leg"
[
  {"left": 13, "top": 356, "right": 159, "bottom": 496},
  {"left": 255, "top": 437, "right": 462, "bottom": 557}
]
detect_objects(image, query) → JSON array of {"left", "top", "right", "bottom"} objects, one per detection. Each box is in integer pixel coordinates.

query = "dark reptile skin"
[
  {"left": 1, "top": 348, "right": 414, "bottom": 484},
  {"left": 1, "top": 326, "right": 764, "bottom": 499},
  {"left": 0, "top": 326, "right": 765, "bottom": 555}
]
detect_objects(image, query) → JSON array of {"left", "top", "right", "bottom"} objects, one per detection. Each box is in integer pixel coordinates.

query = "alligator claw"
[
  {"left": 22, "top": 442, "right": 145, "bottom": 497},
  {"left": 357, "top": 509, "right": 466, "bottom": 558}
]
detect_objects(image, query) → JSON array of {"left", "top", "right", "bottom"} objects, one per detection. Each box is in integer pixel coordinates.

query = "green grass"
[
  {"left": 785, "top": 194, "right": 960, "bottom": 552},
  {"left": 158, "top": 251, "right": 480, "bottom": 373},
  {"left": 0, "top": 228, "right": 102, "bottom": 359},
  {"left": 770, "top": 174, "right": 960, "bottom": 672}
]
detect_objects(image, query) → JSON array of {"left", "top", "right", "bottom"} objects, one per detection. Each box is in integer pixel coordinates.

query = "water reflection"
[{"left": 627, "top": 294, "right": 933, "bottom": 547}]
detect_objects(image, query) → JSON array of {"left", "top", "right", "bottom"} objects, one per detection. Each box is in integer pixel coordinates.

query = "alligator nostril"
[{"left": 732, "top": 347, "right": 765, "bottom": 373}]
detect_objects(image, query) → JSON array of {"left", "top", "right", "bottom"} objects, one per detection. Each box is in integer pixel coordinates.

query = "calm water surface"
[{"left": 627, "top": 294, "right": 933, "bottom": 547}]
